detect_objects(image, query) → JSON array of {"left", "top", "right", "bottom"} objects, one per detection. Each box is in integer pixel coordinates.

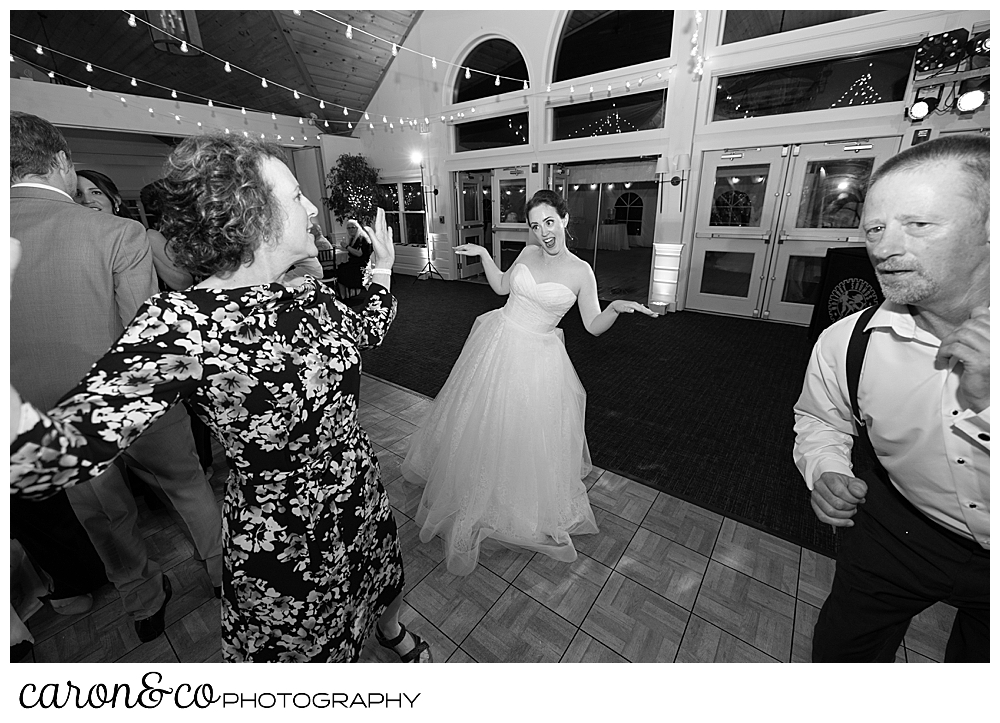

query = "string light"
[
  {"left": 130, "top": 77, "right": 137, "bottom": 86},
  {"left": 271, "top": 112, "right": 276, "bottom": 120},
  {"left": 224, "top": 62, "right": 231, "bottom": 73},
  {"left": 127, "top": 14, "right": 136, "bottom": 27},
  {"left": 348, "top": 122, "right": 353, "bottom": 129},
  {"left": 171, "top": 89, "right": 178, "bottom": 99},
  {"left": 36, "top": 44, "right": 43, "bottom": 54},
  {"left": 85, "top": 63, "right": 93, "bottom": 72},
  {"left": 495, "top": 74, "right": 501, "bottom": 86},
  {"left": 208, "top": 99, "right": 214, "bottom": 107},
  {"left": 523, "top": 80, "right": 528, "bottom": 90},
  {"left": 365, "top": 112, "right": 370, "bottom": 120},
  {"left": 298, "top": 117, "right": 304, "bottom": 124},
  {"left": 391, "top": 43, "right": 398, "bottom": 56},
  {"left": 343, "top": 106, "right": 348, "bottom": 115},
  {"left": 261, "top": 78, "right": 268, "bottom": 88},
  {"left": 241, "top": 107, "right": 247, "bottom": 115},
  {"left": 293, "top": 90, "right": 300, "bottom": 99},
  {"left": 120, "top": 96, "right": 127, "bottom": 105},
  {"left": 465, "top": 67, "right": 471, "bottom": 80},
  {"left": 570, "top": 86, "right": 575, "bottom": 94},
  {"left": 180, "top": 41, "right": 188, "bottom": 53},
  {"left": 424, "top": 117, "right": 429, "bottom": 124},
  {"left": 346, "top": 25, "right": 353, "bottom": 40},
  {"left": 432, "top": 57, "right": 437, "bottom": 69},
  {"left": 292, "top": 10, "right": 301, "bottom": 16},
  {"left": 382, "top": 115, "right": 387, "bottom": 123},
  {"left": 47, "top": 71, "right": 54, "bottom": 79},
  {"left": 324, "top": 120, "right": 329, "bottom": 127},
  {"left": 319, "top": 99, "right": 325, "bottom": 109}
]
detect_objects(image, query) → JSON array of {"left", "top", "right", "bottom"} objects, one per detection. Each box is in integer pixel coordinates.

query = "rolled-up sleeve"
[{"left": 793, "top": 326, "right": 857, "bottom": 490}]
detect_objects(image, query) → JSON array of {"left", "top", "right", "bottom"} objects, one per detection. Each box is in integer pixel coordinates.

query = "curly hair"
[
  {"left": 159, "top": 134, "right": 286, "bottom": 278},
  {"left": 76, "top": 169, "right": 134, "bottom": 220}
]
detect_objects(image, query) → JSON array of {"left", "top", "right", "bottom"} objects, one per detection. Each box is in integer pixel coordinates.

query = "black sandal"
[{"left": 375, "top": 623, "right": 432, "bottom": 663}]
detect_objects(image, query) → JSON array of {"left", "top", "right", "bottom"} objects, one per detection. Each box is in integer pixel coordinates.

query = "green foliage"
[{"left": 324, "top": 153, "right": 384, "bottom": 227}]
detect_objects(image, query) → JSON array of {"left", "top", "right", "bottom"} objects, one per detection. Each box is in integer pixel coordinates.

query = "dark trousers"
[{"left": 812, "top": 472, "right": 989, "bottom": 662}]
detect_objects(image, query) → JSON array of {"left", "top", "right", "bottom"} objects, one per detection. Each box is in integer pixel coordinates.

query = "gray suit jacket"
[{"left": 10, "top": 184, "right": 158, "bottom": 410}]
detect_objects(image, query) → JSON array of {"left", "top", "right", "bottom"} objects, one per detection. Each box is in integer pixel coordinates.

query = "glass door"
[
  {"left": 686, "top": 138, "right": 900, "bottom": 324},
  {"left": 761, "top": 138, "right": 901, "bottom": 324},
  {"left": 686, "top": 145, "right": 790, "bottom": 318},
  {"left": 455, "top": 171, "right": 489, "bottom": 279}
]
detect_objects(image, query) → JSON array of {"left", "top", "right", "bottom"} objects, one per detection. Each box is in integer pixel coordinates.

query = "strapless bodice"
[{"left": 502, "top": 264, "right": 577, "bottom": 334}]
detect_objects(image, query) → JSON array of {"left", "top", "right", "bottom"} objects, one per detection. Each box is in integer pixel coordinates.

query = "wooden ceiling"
[{"left": 9, "top": 9, "right": 422, "bottom": 136}]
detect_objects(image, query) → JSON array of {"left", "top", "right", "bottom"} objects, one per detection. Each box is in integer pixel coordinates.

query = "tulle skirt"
[{"left": 401, "top": 308, "right": 599, "bottom": 575}]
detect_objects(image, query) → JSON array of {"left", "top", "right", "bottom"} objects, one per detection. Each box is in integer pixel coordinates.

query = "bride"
[{"left": 401, "top": 189, "right": 658, "bottom": 575}]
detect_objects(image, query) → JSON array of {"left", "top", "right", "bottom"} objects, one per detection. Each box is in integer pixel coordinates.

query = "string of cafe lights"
[
  {"left": 10, "top": 48, "right": 326, "bottom": 145},
  {"left": 15, "top": 9, "right": 694, "bottom": 137}
]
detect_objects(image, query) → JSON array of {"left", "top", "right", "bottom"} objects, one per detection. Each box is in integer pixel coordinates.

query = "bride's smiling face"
[{"left": 527, "top": 203, "right": 568, "bottom": 256}]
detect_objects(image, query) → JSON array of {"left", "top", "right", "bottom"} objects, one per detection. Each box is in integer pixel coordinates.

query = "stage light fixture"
[
  {"left": 908, "top": 97, "right": 939, "bottom": 120},
  {"left": 907, "top": 85, "right": 943, "bottom": 121},
  {"left": 914, "top": 29, "right": 969, "bottom": 73},
  {"left": 967, "top": 30, "right": 990, "bottom": 69},
  {"left": 956, "top": 77, "right": 989, "bottom": 113}
]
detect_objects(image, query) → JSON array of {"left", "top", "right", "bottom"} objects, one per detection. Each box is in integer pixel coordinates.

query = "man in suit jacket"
[{"left": 10, "top": 112, "right": 222, "bottom": 644}]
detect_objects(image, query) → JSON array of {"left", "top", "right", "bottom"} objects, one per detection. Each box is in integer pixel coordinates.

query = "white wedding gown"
[{"left": 401, "top": 263, "right": 599, "bottom": 575}]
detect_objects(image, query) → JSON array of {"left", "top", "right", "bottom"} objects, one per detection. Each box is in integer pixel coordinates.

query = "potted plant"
[{"left": 324, "top": 153, "right": 384, "bottom": 226}]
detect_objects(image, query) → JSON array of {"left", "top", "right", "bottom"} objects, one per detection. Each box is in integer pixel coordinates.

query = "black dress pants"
[{"left": 812, "top": 472, "right": 989, "bottom": 662}]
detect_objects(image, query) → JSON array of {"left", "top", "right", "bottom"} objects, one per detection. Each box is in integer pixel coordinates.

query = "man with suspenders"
[{"left": 793, "top": 135, "right": 989, "bottom": 662}]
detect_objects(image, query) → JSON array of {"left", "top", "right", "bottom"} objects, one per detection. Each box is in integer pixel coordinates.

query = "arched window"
[
  {"left": 614, "top": 192, "right": 643, "bottom": 235},
  {"left": 553, "top": 11, "right": 673, "bottom": 83},
  {"left": 454, "top": 39, "right": 528, "bottom": 104}
]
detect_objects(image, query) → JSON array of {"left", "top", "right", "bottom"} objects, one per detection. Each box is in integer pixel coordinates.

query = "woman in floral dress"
[{"left": 9, "top": 135, "right": 430, "bottom": 663}]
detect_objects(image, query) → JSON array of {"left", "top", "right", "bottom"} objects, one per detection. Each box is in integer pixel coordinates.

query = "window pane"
[
  {"left": 499, "top": 179, "right": 526, "bottom": 223},
  {"left": 380, "top": 183, "right": 399, "bottom": 211},
  {"left": 404, "top": 212, "right": 426, "bottom": 246},
  {"left": 795, "top": 158, "right": 874, "bottom": 229},
  {"left": 701, "top": 251, "right": 754, "bottom": 298},
  {"left": 555, "top": 11, "right": 673, "bottom": 82},
  {"left": 384, "top": 212, "right": 402, "bottom": 245},
  {"left": 553, "top": 89, "right": 666, "bottom": 141},
  {"left": 781, "top": 255, "right": 824, "bottom": 304},
  {"left": 722, "top": 11, "right": 881, "bottom": 45},
  {"left": 455, "top": 113, "right": 529, "bottom": 152},
  {"left": 455, "top": 39, "right": 528, "bottom": 103},
  {"left": 402, "top": 182, "right": 424, "bottom": 211},
  {"left": 713, "top": 45, "right": 915, "bottom": 121},
  {"left": 709, "top": 164, "right": 769, "bottom": 227}
]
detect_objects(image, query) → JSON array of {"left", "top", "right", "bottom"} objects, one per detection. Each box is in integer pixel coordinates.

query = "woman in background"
[
  {"left": 78, "top": 170, "right": 194, "bottom": 290},
  {"left": 335, "top": 218, "right": 373, "bottom": 299},
  {"left": 402, "top": 189, "right": 658, "bottom": 575}
]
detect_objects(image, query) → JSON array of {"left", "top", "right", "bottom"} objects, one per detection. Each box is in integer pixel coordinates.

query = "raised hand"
[
  {"left": 811, "top": 471, "right": 867, "bottom": 528},
  {"left": 610, "top": 299, "right": 659, "bottom": 317},
  {"left": 937, "top": 306, "right": 989, "bottom": 413},
  {"left": 363, "top": 208, "right": 395, "bottom": 271}
]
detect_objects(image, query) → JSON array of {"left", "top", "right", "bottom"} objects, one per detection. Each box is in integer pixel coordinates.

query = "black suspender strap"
[{"left": 846, "top": 305, "right": 880, "bottom": 433}]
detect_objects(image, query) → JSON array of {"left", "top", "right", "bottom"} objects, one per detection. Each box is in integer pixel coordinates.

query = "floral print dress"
[{"left": 10, "top": 277, "right": 401, "bottom": 662}]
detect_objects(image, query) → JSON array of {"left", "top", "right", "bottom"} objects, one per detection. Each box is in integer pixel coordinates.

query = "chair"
[{"left": 317, "top": 249, "right": 338, "bottom": 280}]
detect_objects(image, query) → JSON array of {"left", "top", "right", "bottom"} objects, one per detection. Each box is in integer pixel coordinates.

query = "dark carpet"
[{"left": 363, "top": 278, "right": 839, "bottom": 557}]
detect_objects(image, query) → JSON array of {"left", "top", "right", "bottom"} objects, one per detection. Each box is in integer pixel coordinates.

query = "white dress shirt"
[{"left": 794, "top": 302, "right": 990, "bottom": 549}]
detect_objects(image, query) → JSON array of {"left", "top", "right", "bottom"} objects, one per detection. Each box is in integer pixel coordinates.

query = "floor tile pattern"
[{"left": 14, "top": 375, "right": 956, "bottom": 664}]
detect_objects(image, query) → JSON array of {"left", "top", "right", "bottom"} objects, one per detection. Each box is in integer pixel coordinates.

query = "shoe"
[
  {"left": 49, "top": 594, "right": 94, "bottom": 616},
  {"left": 375, "top": 622, "right": 432, "bottom": 663},
  {"left": 135, "top": 576, "right": 172, "bottom": 643}
]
